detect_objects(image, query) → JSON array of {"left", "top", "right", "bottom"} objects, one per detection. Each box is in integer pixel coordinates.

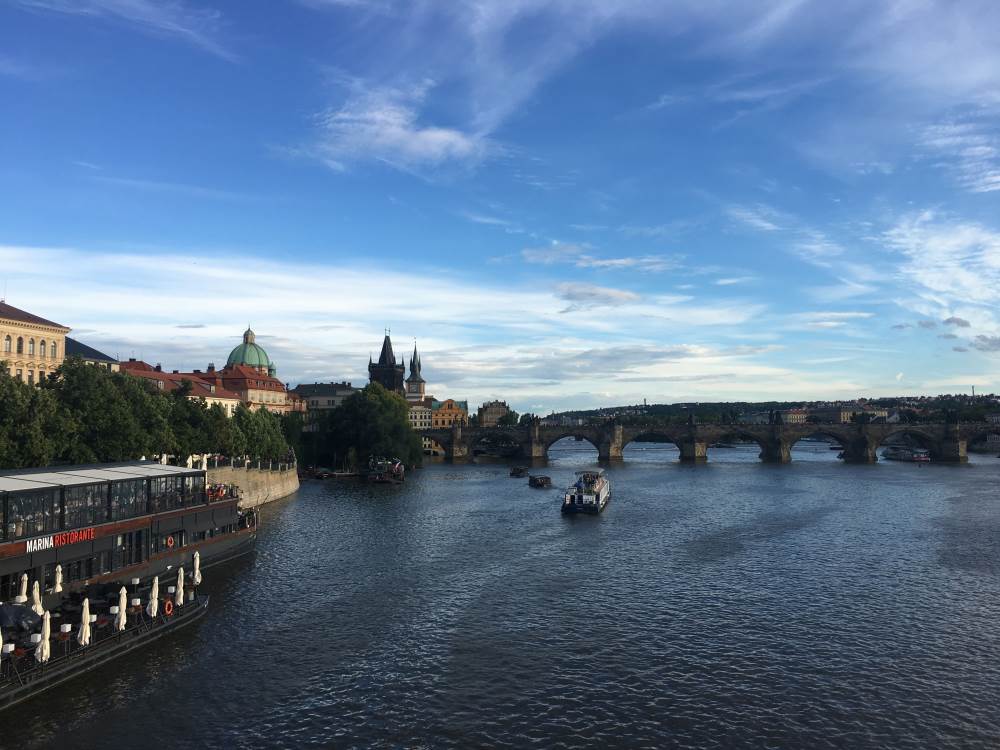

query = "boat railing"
[{"left": 0, "top": 597, "right": 207, "bottom": 691}]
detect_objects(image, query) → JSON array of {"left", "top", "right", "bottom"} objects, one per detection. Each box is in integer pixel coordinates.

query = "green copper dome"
[{"left": 227, "top": 327, "right": 273, "bottom": 371}]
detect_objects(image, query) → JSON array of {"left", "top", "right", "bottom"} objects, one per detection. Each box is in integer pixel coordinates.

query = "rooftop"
[
  {"left": 65, "top": 336, "right": 117, "bottom": 363},
  {"left": 0, "top": 301, "right": 69, "bottom": 330}
]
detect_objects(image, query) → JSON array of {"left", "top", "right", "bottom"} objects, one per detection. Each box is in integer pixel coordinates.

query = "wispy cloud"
[
  {"left": 92, "top": 176, "right": 259, "bottom": 201},
  {"left": 520, "top": 242, "right": 682, "bottom": 273},
  {"left": 308, "top": 80, "right": 492, "bottom": 173},
  {"left": 920, "top": 118, "right": 1000, "bottom": 193},
  {"left": 556, "top": 282, "right": 640, "bottom": 312},
  {"left": 726, "top": 203, "right": 784, "bottom": 232},
  {"left": 14, "top": 0, "right": 236, "bottom": 61}
]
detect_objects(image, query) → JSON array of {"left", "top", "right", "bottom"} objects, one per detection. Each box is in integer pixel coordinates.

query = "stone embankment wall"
[{"left": 206, "top": 465, "right": 299, "bottom": 509}]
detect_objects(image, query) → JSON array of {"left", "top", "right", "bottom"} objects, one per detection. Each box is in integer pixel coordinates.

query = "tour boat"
[
  {"left": 882, "top": 446, "right": 931, "bottom": 462},
  {"left": 528, "top": 475, "right": 551, "bottom": 488},
  {"left": 367, "top": 458, "right": 405, "bottom": 484},
  {"left": 0, "top": 461, "right": 257, "bottom": 609},
  {"left": 561, "top": 470, "right": 610, "bottom": 514}
]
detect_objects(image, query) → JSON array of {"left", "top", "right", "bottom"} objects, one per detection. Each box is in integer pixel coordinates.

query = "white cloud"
[
  {"left": 311, "top": 81, "right": 491, "bottom": 173},
  {"left": 555, "top": 283, "right": 640, "bottom": 311},
  {"left": 14, "top": 0, "right": 235, "bottom": 60},
  {"left": 920, "top": 118, "right": 1000, "bottom": 193},
  {"left": 726, "top": 204, "right": 785, "bottom": 232},
  {"left": 520, "top": 242, "right": 682, "bottom": 273}
]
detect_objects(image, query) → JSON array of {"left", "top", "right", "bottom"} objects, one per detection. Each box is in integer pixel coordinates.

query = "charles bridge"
[{"left": 419, "top": 418, "right": 998, "bottom": 464}]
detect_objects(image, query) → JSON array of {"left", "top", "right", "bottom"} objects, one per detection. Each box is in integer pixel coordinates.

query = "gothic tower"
[
  {"left": 405, "top": 342, "right": 426, "bottom": 403},
  {"left": 368, "top": 331, "right": 405, "bottom": 395}
]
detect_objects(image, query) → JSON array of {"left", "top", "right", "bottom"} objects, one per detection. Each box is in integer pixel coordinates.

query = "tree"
[
  {"left": 497, "top": 409, "right": 520, "bottom": 427},
  {"left": 0, "top": 366, "right": 68, "bottom": 469},
  {"left": 518, "top": 412, "right": 537, "bottom": 426},
  {"left": 318, "top": 382, "right": 422, "bottom": 470}
]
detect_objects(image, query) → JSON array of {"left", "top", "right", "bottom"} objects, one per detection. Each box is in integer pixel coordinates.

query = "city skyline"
[{"left": 3, "top": 1, "right": 1000, "bottom": 413}]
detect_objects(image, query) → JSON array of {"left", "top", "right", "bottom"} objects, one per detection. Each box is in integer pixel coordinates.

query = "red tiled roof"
[
  {"left": 217, "top": 364, "right": 287, "bottom": 391},
  {"left": 0, "top": 301, "right": 68, "bottom": 329},
  {"left": 123, "top": 364, "right": 242, "bottom": 401}
]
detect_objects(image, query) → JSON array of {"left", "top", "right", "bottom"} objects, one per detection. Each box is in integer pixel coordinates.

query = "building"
[
  {"left": 368, "top": 332, "right": 405, "bottom": 395},
  {"left": 431, "top": 398, "right": 468, "bottom": 428},
  {"left": 405, "top": 343, "right": 426, "bottom": 403},
  {"left": 184, "top": 327, "right": 292, "bottom": 413},
  {"left": 780, "top": 408, "right": 809, "bottom": 424},
  {"left": 289, "top": 381, "right": 359, "bottom": 431},
  {"left": 810, "top": 406, "right": 889, "bottom": 424},
  {"left": 120, "top": 360, "right": 242, "bottom": 415},
  {"left": 0, "top": 301, "right": 70, "bottom": 385},
  {"left": 478, "top": 400, "right": 512, "bottom": 427},
  {"left": 65, "top": 336, "right": 120, "bottom": 372}
]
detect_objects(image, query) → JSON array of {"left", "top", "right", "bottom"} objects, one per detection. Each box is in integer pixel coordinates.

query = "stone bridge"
[{"left": 419, "top": 420, "right": 999, "bottom": 464}]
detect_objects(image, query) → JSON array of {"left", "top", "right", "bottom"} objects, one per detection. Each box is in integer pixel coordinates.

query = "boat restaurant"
[{"left": 0, "top": 462, "right": 228, "bottom": 601}]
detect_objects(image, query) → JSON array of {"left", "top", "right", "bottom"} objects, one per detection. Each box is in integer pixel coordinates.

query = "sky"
[{"left": 2, "top": 0, "right": 1000, "bottom": 414}]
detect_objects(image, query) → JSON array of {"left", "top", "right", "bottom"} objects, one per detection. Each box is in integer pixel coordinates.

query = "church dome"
[{"left": 227, "top": 327, "right": 273, "bottom": 370}]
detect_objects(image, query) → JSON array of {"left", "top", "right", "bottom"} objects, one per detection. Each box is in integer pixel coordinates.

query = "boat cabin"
[{"left": 0, "top": 462, "right": 240, "bottom": 601}]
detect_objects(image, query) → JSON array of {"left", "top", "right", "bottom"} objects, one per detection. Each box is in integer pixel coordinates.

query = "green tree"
[
  {"left": 498, "top": 409, "right": 520, "bottom": 427},
  {"left": 318, "top": 382, "right": 422, "bottom": 470}
]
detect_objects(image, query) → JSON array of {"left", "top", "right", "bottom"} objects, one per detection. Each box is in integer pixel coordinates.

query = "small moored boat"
[
  {"left": 561, "top": 470, "right": 610, "bottom": 514},
  {"left": 367, "top": 457, "right": 405, "bottom": 483}
]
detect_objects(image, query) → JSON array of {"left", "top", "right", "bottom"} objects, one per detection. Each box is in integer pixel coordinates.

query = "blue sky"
[{"left": 2, "top": 0, "right": 1000, "bottom": 413}]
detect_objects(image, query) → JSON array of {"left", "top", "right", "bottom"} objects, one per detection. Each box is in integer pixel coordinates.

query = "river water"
[{"left": 4, "top": 440, "right": 1000, "bottom": 749}]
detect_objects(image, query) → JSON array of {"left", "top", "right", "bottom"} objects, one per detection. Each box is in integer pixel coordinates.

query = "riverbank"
[{"left": 207, "top": 465, "right": 299, "bottom": 509}]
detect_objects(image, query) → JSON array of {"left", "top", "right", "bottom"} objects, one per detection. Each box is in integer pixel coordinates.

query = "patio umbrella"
[
  {"left": 30, "top": 581, "right": 43, "bottom": 616},
  {"left": 146, "top": 576, "right": 159, "bottom": 618},
  {"left": 175, "top": 568, "right": 184, "bottom": 608},
  {"left": 114, "top": 586, "right": 127, "bottom": 632},
  {"left": 53, "top": 565, "right": 63, "bottom": 594},
  {"left": 35, "top": 611, "right": 50, "bottom": 663},
  {"left": 77, "top": 598, "right": 91, "bottom": 647},
  {"left": 14, "top": 573, "right": 27, "bottom": 603},
  {"left": 193, "top": 551, "right": 202, "bottom": 586}
]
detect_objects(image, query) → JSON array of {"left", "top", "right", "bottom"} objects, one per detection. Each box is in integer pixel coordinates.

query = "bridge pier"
[
  {"left": 598, "top": 424, "right": 624, "bottom": 462},
  {"left": 678, "top": 439, "right": 708, "bottom": 463},
  {"left": 935, "top": 439, "right": 968, "bottom": 463},
  {"left": 759, "top": 439, "right": 791, "bottom": 463},
  {"left": 841, "top": 437, "right": 878, "bottom": 464}
]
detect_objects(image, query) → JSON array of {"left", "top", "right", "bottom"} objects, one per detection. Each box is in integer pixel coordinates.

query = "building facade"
[
  {"left": 368, "top": 333, "right": 405, "bottom": 395},
  {"left": 0, "top": 302, "right": 70, "bottom": 385},
  {"left": 289, "top": 382, "right": 360, "bottom": 431},
  {"left": 431, "top": 398, "right": 468, "bottom": 428},
  {"left": 478, "top": 400, "right": 512, "bottom": 427}
]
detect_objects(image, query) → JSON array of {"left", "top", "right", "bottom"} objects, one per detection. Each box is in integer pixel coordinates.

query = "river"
[{"left": 3, "top": 439, "right": 1000, "bottom": 749}]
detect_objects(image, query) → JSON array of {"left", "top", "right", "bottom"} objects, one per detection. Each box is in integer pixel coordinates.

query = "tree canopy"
[
  {"left": 0, "top": 358, "right": 292, "bottom": 470},
  {"left": 308, "top": 382, "right": 422, "bottom": 471}
]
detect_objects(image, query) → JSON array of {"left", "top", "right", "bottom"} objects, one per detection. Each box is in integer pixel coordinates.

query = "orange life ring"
[
  {"left": 166, "top": 535, "right": 175, "bottom": 549},
  {"left": 163, "top": 599, "right": 174, "bottom": 616}
]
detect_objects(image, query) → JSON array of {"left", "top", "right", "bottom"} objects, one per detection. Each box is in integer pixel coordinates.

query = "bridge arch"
[
  {"left": 873, "top": 426, "right": 939, "bottom": 459},
  {"left": 468, "top": 430, "right": 524, "bottom": 458},
  {"left": 622, "top": 431, "right": 681, "bottom": 451},
  {"left": 544, "top": 432, "right": 600, "bottom": 453}
]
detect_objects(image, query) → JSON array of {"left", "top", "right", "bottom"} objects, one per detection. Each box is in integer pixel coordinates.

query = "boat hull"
[
  {"left": 0, "top": 595, "right": 210, "bottom": 712},
  {"left": 561, "top": 496, "right": 610, "bottom": 514}
]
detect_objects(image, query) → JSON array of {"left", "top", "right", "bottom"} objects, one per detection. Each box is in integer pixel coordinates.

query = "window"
[
  {"left": 111, "top": 478, "right": 147, "bottom": 520},
  {"left": 50, "top": 342, "right": 56, "bottom": 358},
  {"left": 5, "top": 489, "right": 59, "bottom": 539},
  {"left": 39, "top": 339, "right": 46, "bottom": 359},
  {"left": 2, "top": 335, "right": 9, "bottom": 353},
  {"left": 27, "top": 370, "right": 33, "bottom": 386},
  {"left": 16, "top": 337, "right": 23, "bottom": 354},
  {"left": 63, "top": 483, "right": 107, "bottom": 529},
  {"left": 27, "top": 339, "right": 34, "bottom": 356}
]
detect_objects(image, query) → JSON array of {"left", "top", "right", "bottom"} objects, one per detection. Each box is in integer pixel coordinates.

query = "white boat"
[
  {"left": 882, "top": 446, "right": 931, "bottom": 462},
  {"left": 561, "top": 469, "right": 611, "bottom": 514}
]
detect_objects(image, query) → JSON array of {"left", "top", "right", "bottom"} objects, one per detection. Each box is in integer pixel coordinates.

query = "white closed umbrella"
[
  {"left": 35, "top": 611, "right": 51, "bottom": 663},
  {"left": 77, "top": 598, "right": 91, "bottom": 647},
  {"left": 114, "top": 586, "right": 127, "bottom": 632},
  {"left": 15, "top": 573, "right": 28, "bottom": 603},
  {"left": 53, "top": 564, "right": 63, "bottom": 594},
  {"left": 30, "top": 581, "right": 43, "bottom": 616},
  {"left": 146, "top": 576, "right": 159, "bottom": 618},
  {"left": 193, "top": 551, "right": 202, "bottom": 586},
  {"left": 175, "top": 568, "right": 184, "bottom": 608}
]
